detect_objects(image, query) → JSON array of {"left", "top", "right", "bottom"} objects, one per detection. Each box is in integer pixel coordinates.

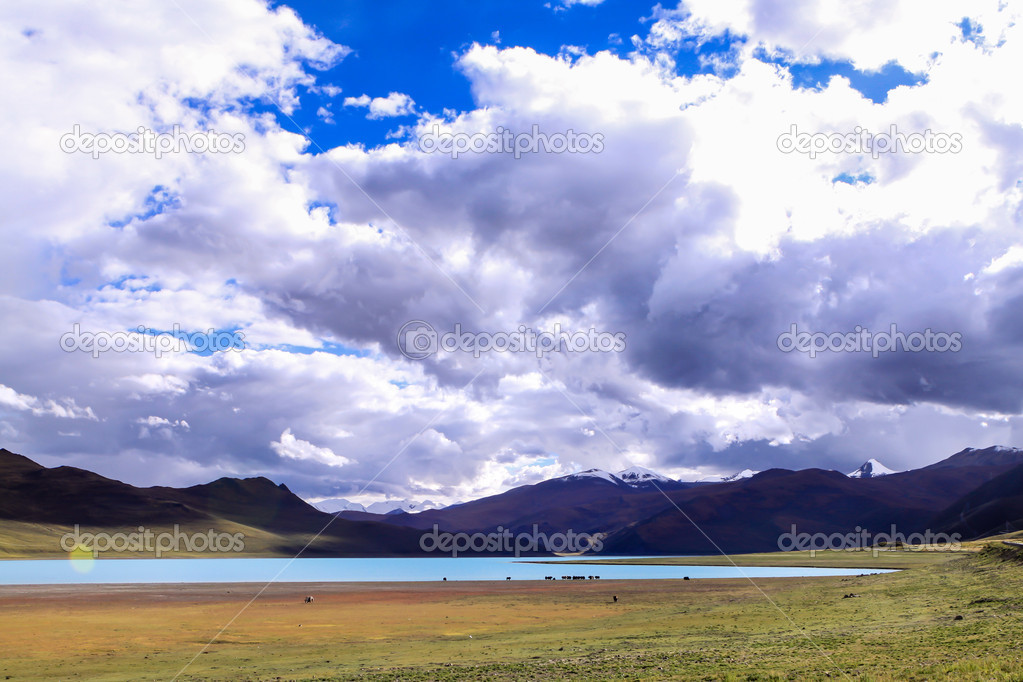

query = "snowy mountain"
[
  {"left": 847, "top": 458, "right": 898, "bottom": 478},
  {"left": 312, "top": 498, "right": 367, "bottom": 514},
  {"left": 698, "top": 468, "right": 760, "bottom": 483},
  {"left": 723, "top": 468, "right": 759, "bottom": 481},
  {"left": 563, "top": 466, "right": 676, "bottom": 489},
  {"left": 365, "top": 499, "right": 443, "bottom": 515},
  {"left": 616, "top": 466, "right": 673, "bottom": 485},
  {"left": 312, "top": 497, "right": 444, "bottom": 515},
  {"left": 563, "top": 468, "right": 623, "bottom": 485}
]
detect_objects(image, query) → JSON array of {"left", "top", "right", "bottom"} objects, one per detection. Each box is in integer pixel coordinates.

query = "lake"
[{"left": 0, "top": 556, "right": 892, "bottom": 585}]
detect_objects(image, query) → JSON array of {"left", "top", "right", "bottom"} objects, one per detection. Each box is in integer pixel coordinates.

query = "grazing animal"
[
  {"left": 304, "top": 596, "right": 314, "bottom": 603},
  {"left": 613, "top": 595, "right": 618, "bottom": 603}
]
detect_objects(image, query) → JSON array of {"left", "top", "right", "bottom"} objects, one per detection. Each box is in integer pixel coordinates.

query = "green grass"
[
  {"left": 0, "top": 519, "right": 354, "bottom": 559},
  {"left": 540, "top": 547, "right": 964, "bottom": 570}
]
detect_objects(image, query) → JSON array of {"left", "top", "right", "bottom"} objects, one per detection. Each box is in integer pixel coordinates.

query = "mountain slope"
[
  {"left": 930, "top": 462, "right": 1023, "bottom": 539},
  {"left": 922, "top": 446, "right": 1023, "bottom": 470}
]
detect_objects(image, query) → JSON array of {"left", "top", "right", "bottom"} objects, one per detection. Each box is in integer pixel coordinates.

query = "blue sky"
[
  {"left": 270, "top": 0, "right": 717, "bottom": 149},
  {"left": 268, "top": 0, "right": 923, "bottom": 151}
]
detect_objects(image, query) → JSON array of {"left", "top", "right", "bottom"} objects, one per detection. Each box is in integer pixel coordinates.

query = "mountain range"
[
  {"left": 2, "top": 446, "right": 1022, "bottom": 557},
  {"left": 331, "top": 447, "right": 1023, "bottom": 554},
  {"left": 324, "top": 460, "right": 890, "bottom": 517}
]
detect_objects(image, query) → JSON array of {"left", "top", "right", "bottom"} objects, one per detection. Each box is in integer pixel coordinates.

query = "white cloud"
[
  {"left": 0, "top": 383, "right": 96, "bottom": 420},
  {"left": 136, "top": 416, "right": 189, "bottom": 428},
  {"left": 271, "top": 428, "right": 354, "bottom": 468},
  {"left": 653, "top": 0, "right": 1018, "bottom": 71},
  {"left": 343, "top": 91, "right": 416, "bottom": 119},
  {"left": 316, "top": 105, "right": 335, "bottom": 124}
]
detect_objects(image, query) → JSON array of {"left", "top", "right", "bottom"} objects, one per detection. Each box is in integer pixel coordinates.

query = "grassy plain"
[{"left": 1, "top": 540, "right": 1022, "bottom": 680}]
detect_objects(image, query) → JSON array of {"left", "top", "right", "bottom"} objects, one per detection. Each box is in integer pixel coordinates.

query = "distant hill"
[{"left": 0, "top": 448, "right": 426, "bottom": 557}]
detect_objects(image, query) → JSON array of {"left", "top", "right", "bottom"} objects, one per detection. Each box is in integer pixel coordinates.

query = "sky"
[{"left": 1, "top": 0, "right": 1022, "bottom": 507}]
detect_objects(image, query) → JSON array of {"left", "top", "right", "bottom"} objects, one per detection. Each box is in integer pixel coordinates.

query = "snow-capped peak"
[
  {"left": 564, "top": 466, "right": 675, "bottom": 487},
  {"left": 616, "top": 466, "right": 671, "bottom": 484},
  {"left": 697, "top": 469, "right": 759, "bottom": 483},
  {"left": 563, "top": 468, "right": 621, "bottom": 485},
  {"left": 722, "top": 468, "right": 758, "bottom": 482},
  {"left": 847, "top": 458, "right": 898, "bottom": 478}
]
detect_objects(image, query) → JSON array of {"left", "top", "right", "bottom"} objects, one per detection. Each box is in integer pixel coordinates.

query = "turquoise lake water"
[{"left": 0, "top": 556, "right": 892, "bottom": 585}]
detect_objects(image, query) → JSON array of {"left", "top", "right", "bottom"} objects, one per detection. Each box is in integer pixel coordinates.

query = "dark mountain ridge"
[{"left": 0, "top": 448, "right": 426, "bottom": 556}]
